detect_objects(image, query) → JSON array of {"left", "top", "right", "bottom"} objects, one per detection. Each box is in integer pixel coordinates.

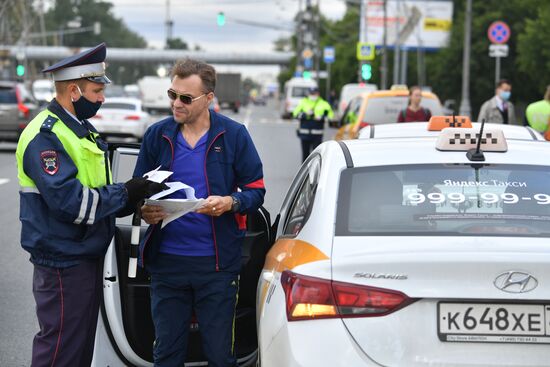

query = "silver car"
[{"left": 0, "top": 81, "right": 38, "bottom": 142}]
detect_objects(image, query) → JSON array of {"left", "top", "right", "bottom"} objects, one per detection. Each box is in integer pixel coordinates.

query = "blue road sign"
[
  {"left": 323, "top": 46, "right": 335, "bottom": 64},
  {"left": 304, "top": 57, "right": 313, "bottom": 69}
]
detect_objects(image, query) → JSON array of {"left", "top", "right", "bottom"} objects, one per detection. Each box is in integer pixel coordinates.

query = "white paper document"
[
  {"left": 143, "top": 166, "right": 173, "bottom": 184},
  {"left": 144, "top": 181, "right": 205, "bottom": 228}
]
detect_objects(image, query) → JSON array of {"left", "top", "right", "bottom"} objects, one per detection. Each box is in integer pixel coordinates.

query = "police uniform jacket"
[
  {"left": 16, "top": 99, "right": 128, "bottom": 268},
  {"left": 133, "top": 110, "right": 265, "bottom": 272}
]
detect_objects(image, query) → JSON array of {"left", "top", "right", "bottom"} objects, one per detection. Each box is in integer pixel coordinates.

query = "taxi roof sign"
[
  {"left": 428, "top": 115, "right": 472, "bottom": 131},
  {"left": 436, "top": 128, "right": 508, "bottom": 152}
]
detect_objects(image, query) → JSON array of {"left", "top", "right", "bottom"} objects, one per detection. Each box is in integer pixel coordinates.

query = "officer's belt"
[{"left": 298, "top": 128, "right": 324, "bottom": 135}]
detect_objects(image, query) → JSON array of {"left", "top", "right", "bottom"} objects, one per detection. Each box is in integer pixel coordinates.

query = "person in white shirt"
[{"left": 478, "top": 79, "right": 516, "bottom": 124}]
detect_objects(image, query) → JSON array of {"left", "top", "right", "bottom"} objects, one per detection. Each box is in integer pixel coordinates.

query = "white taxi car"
[{"left": 257, "top": 118, "right": 550, "bottom": 366}]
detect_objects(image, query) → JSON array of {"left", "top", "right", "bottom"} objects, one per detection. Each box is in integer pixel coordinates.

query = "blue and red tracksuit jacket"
[{"left": 133, "top": 111, "right": 265, "bottom": 272}]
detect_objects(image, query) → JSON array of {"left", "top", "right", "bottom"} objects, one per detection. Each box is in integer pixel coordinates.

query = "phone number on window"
[{"left": 407, "top": 193, "right": 550, "bottom": 205}]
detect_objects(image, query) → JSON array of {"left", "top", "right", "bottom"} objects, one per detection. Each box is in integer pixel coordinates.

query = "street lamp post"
[{"left": 459, "top": 0, "right": 472, "bottom": 117}]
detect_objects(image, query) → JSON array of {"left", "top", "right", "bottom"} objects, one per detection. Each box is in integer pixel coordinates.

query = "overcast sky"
[
  {"left": 110, "top": 0, "right": 347, "bottom": 52},
  {"left": 108, "top": 0, "right": 347, "bottom": 79}
]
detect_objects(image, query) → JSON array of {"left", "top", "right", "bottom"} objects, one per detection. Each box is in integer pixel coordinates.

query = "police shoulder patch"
[{"left": 40, "top": 150, "right": 59, "bottom": 175}]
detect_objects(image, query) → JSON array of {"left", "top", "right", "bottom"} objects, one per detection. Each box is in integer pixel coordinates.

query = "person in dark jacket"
[
  {"left": 397, "top": 85, "right": 432, "bottom": 123},
  {"left": 15, "top": 43, "right": 165, "bottom": 367},
  {"left": 133, "top": 58, "right": 265, "bottom": 367}
]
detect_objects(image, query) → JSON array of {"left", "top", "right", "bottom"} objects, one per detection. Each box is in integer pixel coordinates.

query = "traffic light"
[
  {"left": 16, "top": 64, "right": 25, "bottom": 77},
  {"left": 217, "top": 12, "right": 225, "bottom": 26},
  {"left": 361, "top": 63, "right": 372, "bottom": 81}
]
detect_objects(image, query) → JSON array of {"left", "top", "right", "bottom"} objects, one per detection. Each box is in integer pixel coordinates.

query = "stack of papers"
[{"left": 143, "top": 166, "right": 206, "bottom": 228}]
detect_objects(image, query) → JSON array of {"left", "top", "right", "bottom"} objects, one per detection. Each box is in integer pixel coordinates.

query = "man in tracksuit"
[{"left": 134, "top": 59, "right": 265, "bottom": 367}]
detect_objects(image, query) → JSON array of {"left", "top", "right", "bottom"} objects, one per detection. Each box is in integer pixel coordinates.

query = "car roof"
[
  {"left": 321, "top": 129, "right": 550, "bottom": 171},
  {"left": 103, "top": 97, "right": 142, "bottom": 105},
  {"left": 358, "top": 122, "right": 544, "bottom": 141},
  {"left": 357, "top": 89, "right": 440, "bottom": 101}
]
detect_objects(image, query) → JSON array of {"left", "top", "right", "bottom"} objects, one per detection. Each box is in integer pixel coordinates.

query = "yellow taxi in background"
[{"left": 334, "top": 88, "right": 443, "bottom": 140}]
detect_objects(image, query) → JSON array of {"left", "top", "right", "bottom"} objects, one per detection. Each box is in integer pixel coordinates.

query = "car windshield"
[
  {"left": 336, "top": 164, "right": 550, "bottom": 237},
  {"left": 291, "top": 87, "right": 311, "bottom": 98},
  {"left": 0, "top": 89, "right": 17, "bottom": 103},
  {"left": 102, "top": 102, "right": 137, "bottom": 110},
  {"left": 361, "top": 96, "right": 442, "bottom": 125}
]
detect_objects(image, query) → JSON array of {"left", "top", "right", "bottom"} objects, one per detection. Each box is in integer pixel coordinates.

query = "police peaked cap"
[{"left": 42, "top": 43, "right": 111, "bottom": 84}]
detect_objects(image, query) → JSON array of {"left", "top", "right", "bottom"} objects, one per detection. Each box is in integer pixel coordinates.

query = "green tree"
[
  {"left": 517, "top": 2, "right": 550, "bottom": 94},
  {"left": 166, "top": 37, "right": 188, "bottom": 50},
  {"left": 280, "top": 0, "right": 548, "bottom": 119},
  {"left": 44, "top": 0, "right": 155, "bottom": 84},
  {"left": 424, "top": 0, "right": 545, "bottom": 116}
]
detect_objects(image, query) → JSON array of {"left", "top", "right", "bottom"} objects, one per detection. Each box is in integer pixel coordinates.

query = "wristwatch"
[{"left": 230, "top": 195, "right": 241, "bottom": 213}]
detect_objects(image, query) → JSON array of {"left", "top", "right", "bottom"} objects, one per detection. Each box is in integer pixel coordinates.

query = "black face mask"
[{"left": 72, "top": 88, "right": 102, "bottom": 120}]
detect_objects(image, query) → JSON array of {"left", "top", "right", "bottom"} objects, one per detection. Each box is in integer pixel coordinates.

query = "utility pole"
[
  {"left": 392, "top": 0, "right": 401, "bottom": 85},
  {"left": 459, "top": 0, "right": 472, "bottom": 117},
  {"left": 381, "top": 0, "right": 388, "bottom": 89},
  {"left": 358, "top": 0, "right": 366, "bottom": 82},
  {"left": 165, "top": 0, "right": 173, "bottom": 47},
  {"left": 314, "top": 0, "right": 321, "bottom": 85}
]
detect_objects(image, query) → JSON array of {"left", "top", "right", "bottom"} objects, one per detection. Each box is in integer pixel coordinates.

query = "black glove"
[{"left": 124, "top": 177, "right": 168, "bottom": 208}]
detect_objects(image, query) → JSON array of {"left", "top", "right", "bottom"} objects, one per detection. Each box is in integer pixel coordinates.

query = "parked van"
[
  {"left": 137, "top": 76, "right": 171, "bottom": 114},
  {"left": 32, "top": 79, "right": 55, "bottom": 105},
  {"left": 280, "top": 77, "right": 317, "bottom": 119},
  {"left": 336, "top": 83, "right": 377, "bottom": 120}
]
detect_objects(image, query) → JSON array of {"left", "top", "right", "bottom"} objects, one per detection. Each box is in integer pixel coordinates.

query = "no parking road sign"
[{"left": 487, "top": 21, "right": 511, "bottom": 44}]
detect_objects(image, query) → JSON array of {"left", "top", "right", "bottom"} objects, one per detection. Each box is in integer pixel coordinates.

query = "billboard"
[{"left": 365, "top": 0, "right": 454, "bottom": 49}]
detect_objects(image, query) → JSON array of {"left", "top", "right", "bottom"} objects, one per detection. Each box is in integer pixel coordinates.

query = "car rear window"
[
  {"left": 291, "top": 87, "right": 311, "bottom": 98},
  {"left": 102, "top": 103, "right": 137, "bottom": 110},
  {"left": 336, "top": 164, "right": 550, "bottom": 237},
  {"left": 361, "top": 96, "right": 443, "bottom": 125},
  {"left": 0, "top": 88, "right": 17, "bottom": 103}
]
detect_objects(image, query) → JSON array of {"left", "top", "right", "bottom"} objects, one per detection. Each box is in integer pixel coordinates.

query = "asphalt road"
[{"left": 0, "top": 98, "right": 329, "bottom": 366}]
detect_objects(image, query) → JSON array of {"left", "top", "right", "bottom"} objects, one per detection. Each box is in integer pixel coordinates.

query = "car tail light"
[
  {"left": 125, "top": 115, "right": 141, "bottom": 120},
  {"left": 281, "top": 270, "right": 412, "bottom": 321},
  {"left": 359, "top": 121, "right": 369, "bottom": 129},
  {"left": 15, "top": 88, "right": 30, "bottom": 119},
  {"left": 91, "top": 114, "right": 102, "bottom": 119}
]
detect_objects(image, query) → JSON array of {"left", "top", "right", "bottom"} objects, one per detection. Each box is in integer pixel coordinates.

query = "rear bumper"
[{"left": 260, "top": 319, "right": 380, "bottom": 367}]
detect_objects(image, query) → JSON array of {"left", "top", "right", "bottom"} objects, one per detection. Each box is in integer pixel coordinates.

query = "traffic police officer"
[
  {"left": 16, "top": 43, "right": 166, "bottom": 367},
  {"left": 292, "top": 87, "right": 334, "bottom": 162},
  {"left": 524, "top": 85, "right": 550, "bottom": 137}
]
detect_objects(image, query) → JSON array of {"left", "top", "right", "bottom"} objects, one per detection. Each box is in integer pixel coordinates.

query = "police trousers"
[
  {"left": 148, "top": 254, "right": 239, "bottom": 367},
  {"left": 31, "top": 259, "right": 102, "bottom": 367}
]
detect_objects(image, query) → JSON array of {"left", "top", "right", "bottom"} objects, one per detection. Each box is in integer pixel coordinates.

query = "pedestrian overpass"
[{"left": 0, "top": 45, "right": 293, "bottom": 65}]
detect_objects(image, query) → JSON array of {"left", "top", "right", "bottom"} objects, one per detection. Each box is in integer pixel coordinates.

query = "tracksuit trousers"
[{"left": 148, "top": 254, "right": 239, "bottom": 367}]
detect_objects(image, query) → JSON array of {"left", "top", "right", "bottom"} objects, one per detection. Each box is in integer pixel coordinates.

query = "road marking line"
[{"left": 0, "top": 178, "right": 10, "bottom": 186}]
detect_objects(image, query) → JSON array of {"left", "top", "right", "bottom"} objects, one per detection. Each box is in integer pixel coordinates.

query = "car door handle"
[
  {"left": 104, "top": 276, "right": 117, "bottom": 282},
  {"left": 262, "top": 271, "right": 274, "bottom": 282}
]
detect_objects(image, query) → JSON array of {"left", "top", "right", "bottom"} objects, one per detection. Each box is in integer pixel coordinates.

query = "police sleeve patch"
[{"left": 40, "top": 150, "right": 59, "bottom": 175}]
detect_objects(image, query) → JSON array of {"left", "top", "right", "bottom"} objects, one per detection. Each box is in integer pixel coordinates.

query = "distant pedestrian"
[
  {"left": 397, "top": 86, "right": 432, "bottom": 123},
  {"left": 478, "top": 79, "right": 516, "bottom": 124},
  {"left": 524, "top": 85, "right": 550, "bottom": 134},
  {"left": 328, "top": 89, "right": 338, "bottom": 110}
]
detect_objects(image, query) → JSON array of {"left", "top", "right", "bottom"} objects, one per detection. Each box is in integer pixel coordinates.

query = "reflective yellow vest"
[
  {"left": 17, "top": 109, "right": 111, "bottom": 189},
  {"left": 525, "top": 100, "right": 550, "bottom": 132}
]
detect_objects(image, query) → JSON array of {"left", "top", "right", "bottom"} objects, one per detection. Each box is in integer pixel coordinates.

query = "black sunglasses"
[{"left": 167, "top": 89, "right": 207, "bottom": 104}]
